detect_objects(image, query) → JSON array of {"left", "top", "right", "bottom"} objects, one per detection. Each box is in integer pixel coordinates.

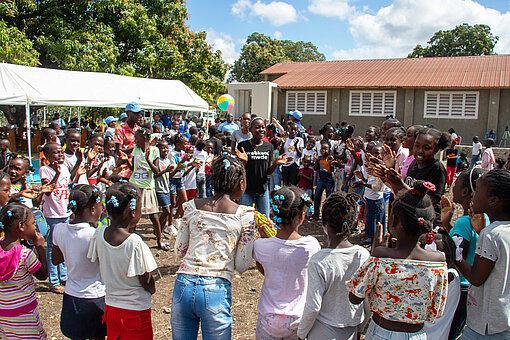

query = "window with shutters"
[
  {"left": 286, "top": 91, "right": 327, "bottom": 115},
  {"left": 349, "top": 91, "right": 396, "bottom": 117},
  {"left": 424, "top": 92, "right": 478, "bottom": 119}
]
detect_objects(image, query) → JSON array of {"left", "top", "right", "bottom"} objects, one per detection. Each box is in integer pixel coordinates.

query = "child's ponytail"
[
  {"left": 0, "top": 203, "right": 29, "bottom": 233},
  {"left": 210, "top": 155, "right": 245, "bottom": 195},
  {"left": 68, "top": 184, "right": 103, "bottom": 214},
  {"left": 105, "top": 182, "right": 140, "bottom": 216},
  {"left": 270, "top": 186, "right": 312, "bottom": 228}
]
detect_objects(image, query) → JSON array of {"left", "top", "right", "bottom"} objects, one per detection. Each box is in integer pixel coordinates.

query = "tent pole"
[
  {"left": 69, "top": 107, "right": 72, "bottom": 123},
  {"left": 43, "top": 107, "right": 47, "bottom": 126},
  {"left": 25, "top": 102, "right": 32, "bottom": 168},
  {"left": 78, "top": 107, "right": 81, "bottom": 125}
]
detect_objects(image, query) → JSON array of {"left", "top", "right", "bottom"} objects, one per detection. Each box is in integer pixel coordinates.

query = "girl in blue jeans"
[
  {"left": 171, "top": 155, "right": 256, "bottom": 340},
  {"left": 313, "top": 141, "right": 335, "bottom": 219}
]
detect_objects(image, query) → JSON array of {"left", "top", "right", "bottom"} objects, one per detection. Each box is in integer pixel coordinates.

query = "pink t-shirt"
[
  {"left": 39, "top": 164, "right": 71, "bottom": 218},
  {"left": 395, "top": 146, "right": 409, "bottom": 173},
  {"left": 400, "top": 154, "right": 415, "bottom": 178},
  {"left": 0, "top": 246, "right": 41, "bottom": 317},
  {"left": 253, "top": 236, "right": 321, "bottom": 317}
]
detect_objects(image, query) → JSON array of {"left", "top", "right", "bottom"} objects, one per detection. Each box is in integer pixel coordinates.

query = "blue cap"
[
  {"left": 120, "top": 113, "right": 128, "bottom": 120},
  {"left": 105, "top": 116, "right": 118, "bottom": 125},
  {"left": 125, "top": 101, "right": 143, "bottom": 113},
  {"left": 289, "top": 110, "right": 302, "bottom": 120}
]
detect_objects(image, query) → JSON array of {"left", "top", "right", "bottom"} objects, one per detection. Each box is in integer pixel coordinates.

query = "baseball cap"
[
  {"left": 105, "top": 116, "right": 118, "bottom": 125},
  {"left": 289, "top": 110, "right": 302, "bottom": 121},
  {"left": 120, "top": 113, "right": 128, "bottom": 120},
  {"left": 125, "top": 101, "right": 143, "bottom": 113}
]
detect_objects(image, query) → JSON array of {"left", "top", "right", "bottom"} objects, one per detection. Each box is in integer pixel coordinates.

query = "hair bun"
[{"left": 411, "top": 180, "right": 434, "bottom": 196}]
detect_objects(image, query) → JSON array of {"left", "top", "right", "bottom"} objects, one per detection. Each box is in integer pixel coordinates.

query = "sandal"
[
  {"left": 49, "top": 285, "right": 65, "bottom": 294},
  {"left": 158, "top": 242, "right": 171, "bottom": 251}
]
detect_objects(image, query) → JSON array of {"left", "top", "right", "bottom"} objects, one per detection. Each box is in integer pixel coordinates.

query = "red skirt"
[{"left": 103, "top": 305, "right": 153, "bottom": 340}]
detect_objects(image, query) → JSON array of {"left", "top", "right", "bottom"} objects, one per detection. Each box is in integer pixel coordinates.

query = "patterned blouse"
[
  {"left": 175, "top": 200, "right": 256, "bottom": 282},
  {"left": 346, "top": 257, "right": 448, "bottom": 324}
]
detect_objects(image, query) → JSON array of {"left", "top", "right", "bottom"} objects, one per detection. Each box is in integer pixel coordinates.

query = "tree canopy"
[
  {"left": 0, "top": 0, "right": 227, "bottom": 105},
  {"left": 408, "top": 23, "right": 498, "bottom": 58},
  {"left": 229, "top": 32, "right": 326, "bottom": 82}
]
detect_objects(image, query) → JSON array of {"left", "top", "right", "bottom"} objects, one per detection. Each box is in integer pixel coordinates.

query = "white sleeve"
[
  {"left": 297, "top": 259, "right": 325, "bottom": 339},
  {"left": 87, "top": 229, "right": 99, "bottom": 262},
  {"left": 127, "top": 239, "right": 158, "bottom": 277},
  {"left": 234, "top": 209, "right": 256, "bottom": 274}
]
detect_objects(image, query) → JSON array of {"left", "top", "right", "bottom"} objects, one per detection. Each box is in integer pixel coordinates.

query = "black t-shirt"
[
  {"left": 238, "top": 140, "right": 273, "bottom": 195},
  {"left": 404, "top": 158, "right": 446, "bottom": 223},
  {"left": 445, "top": 148, "right": 459, "bottom": 168},
  {"left": 208, "top": 137, "right": 223, "bottom": 156}
]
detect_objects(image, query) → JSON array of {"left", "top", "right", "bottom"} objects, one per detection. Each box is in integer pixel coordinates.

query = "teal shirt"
[{"left": 449, "top": 215, "right": 489, "bottom": 287}]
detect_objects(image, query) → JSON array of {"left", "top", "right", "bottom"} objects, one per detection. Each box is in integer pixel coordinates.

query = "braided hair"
[
  {"left": 482, "top": 169, "right": 510, "bottom": 206},
  {"left": 68, "top": 184, "right": 103, "bottom": 215},
  {"left": 270, "top": 186, "right": 312, "bottom": 227},
  {"left": 135, "top": 127, "right": 151, "bottom": 141},
  {"left": 386, "top": 126, "right": 405, "bottom": 140},
  {"left": 416, "top": 127, "right": 450, "bottom": 151},
  {"left": 392, "top": 180, "right": 435, "bottom": 237},
  {"left": 105, "top": 182, "right": 140, "bottom": 216},
  {"left": 210, "top": 155, "right": 245, "bottom": 194},
  {"left": 0, "top": 203, "right": 30, "bottom": 233},
  {"left": 322, "top": 192, "right": 358, "bottom": 240},
  {"left": 8, "top": 155, "right": 34, "bottom": 173}
]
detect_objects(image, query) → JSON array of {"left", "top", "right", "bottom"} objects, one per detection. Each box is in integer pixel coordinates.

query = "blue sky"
[{"left": 186, "top": 0, "right": 510, "bottom": 63}]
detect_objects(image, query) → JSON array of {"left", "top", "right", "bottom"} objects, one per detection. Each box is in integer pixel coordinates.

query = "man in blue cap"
[{"left": 115, "top": 102, "right": 142, "bottom": 179}]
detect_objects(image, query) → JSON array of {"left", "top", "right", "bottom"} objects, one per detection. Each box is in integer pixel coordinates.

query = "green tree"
[
  {"left": 0, "top": 0, "right": 226, "bottom": 105},
  {"left": 230, "top": 32, "right": 326, "bottom": 82},
  {"left": 408, "top": 23, "right": 498, "bottom": 58},
  {"left": 0, "top": 20, "right": 39, "bottom": 66}
]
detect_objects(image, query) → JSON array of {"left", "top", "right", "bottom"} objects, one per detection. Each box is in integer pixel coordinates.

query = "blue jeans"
[
  {"left": 196, "top": 173, "right": 206, "bottom": 198},
  {"left": 365, "top": 321, "right": 425, "bottom": 339},
  {"left": 269, "top": 166, "right": 281, "bottom": 191},
  {"left": 205, "top": 174, "right": 212, "bottom": 197},
  {"left": 470, "top": 154, "right": 480, "bottom": 169},
  {"left": 461, "top": 326, "right": 510, "bottom": 339},
  {"left": 313, "top": 178, "right": 334, "bottom": 219},
  {"left": 171, "top": 274, "right": 232, "bottom": 340},
  {"left": 240, "top": 188, "right": 270, "bottom": 217},
  {"left": 45, "top": 217, "right": 68, "bottom": 287},
  {"left": 365, "top": 198, "right": 386, "bottom": 238}
]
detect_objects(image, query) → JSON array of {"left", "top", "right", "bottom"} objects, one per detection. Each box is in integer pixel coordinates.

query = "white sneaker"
[{"left": 163, "top": 225, "right": 178, "bottom": 236}]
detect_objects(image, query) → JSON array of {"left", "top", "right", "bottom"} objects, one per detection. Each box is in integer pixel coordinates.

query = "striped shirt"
[{"left": 0, "top": 246, "right": 41, "bottom": 317}]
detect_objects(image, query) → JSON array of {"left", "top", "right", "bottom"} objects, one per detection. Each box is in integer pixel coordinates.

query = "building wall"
[{"left": 275, "top": 87, "right": 506, "bottom": 140}]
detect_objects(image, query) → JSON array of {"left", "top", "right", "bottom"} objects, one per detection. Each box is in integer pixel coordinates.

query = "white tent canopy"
[
  {"left": 0, "top": 63, "right": 209, "bottom": 111},
  {"left": 0, "top": 62, "right": 209, "bottom": 165}
]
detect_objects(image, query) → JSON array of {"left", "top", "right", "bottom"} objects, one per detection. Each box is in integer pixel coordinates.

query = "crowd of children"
[{"left": 0, "top": 103, "right": 510, "bottom": 340}]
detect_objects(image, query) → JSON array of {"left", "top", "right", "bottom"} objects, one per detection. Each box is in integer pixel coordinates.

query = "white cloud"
[
  {"left": 319, "top": 0, "right": 510, "bottom": 59},
  {"left": 231, "top": 0, "right": 299, "bottom": 26},
  {"left": 206, "top": 29, "right": 239, "bottom": 64},
  {"left": 274, "top": 31, "right": 283, "bottom": 39},
  {"left": 308, "top": 0, "right": 355, "bottom": 20}
]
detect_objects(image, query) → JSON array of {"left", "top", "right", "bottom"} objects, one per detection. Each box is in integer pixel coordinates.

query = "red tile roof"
[{"left": 260, "top": 55, "right": 510, "bottom": 89}]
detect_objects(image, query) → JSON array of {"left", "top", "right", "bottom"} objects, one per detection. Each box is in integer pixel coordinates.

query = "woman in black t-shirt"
[{"left": 236, "top": 117, "right": 289, "bottom": 216}]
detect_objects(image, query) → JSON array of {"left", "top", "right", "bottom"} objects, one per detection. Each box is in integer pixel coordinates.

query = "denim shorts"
[
  {"left": 156, "top": 191, "right": 171, "bottom": 208},
  {"left": 170, "top": 177, "right": 184, "bottom": 194},
  {"left": 60, "top": 293, "right": 107, "bottom": 340}
]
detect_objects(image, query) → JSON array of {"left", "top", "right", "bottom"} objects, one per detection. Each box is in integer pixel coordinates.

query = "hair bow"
[
  {"left": 6, "top": 210, "right": 12, "bottom": 217},
  {"left": 274, "top": 185, "right": 281, "bottom": 190},
  {"left": 272, "top": 216, "right": 282, "bottom": 224},
  {"left": 96, "top": 195, "right": 101, "bottom": 204},
  {"left": 108, "top": 196, "right": 119, "bottom": 207},
  {"left": 69, "top": 200, "right": 77, "bottom": 206},
  {"left": 301, "top": 193, "right": 310, "bottom": 201},
  {"left": 130, "top": 198, "right": 137, "bottom": 210},
  {"left": 223, "top": 159, "right": 231, "bottom": 170},
  {"left": 272, "top": 204, "right": 279, "bottom": 213}
]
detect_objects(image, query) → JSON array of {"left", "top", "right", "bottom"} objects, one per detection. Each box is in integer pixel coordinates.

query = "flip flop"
[
  {"left": 158, "top": 242, "right": 170, "bottom": 251},
  {"left": 49, "top": 285, "right": 65, "bottom": 294}
]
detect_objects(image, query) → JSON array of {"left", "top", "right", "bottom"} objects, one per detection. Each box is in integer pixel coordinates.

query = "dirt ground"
[{"left": 36, "top": 188, "right": 461, "bottom": 340}]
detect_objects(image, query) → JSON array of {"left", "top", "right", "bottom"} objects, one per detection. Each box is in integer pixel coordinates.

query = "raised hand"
[
  {"left": 235, "top": 147, "right": 248, "bottom": 163},
  {"left": 77, "top": 166, "right": 86, "bottom": 176},
  {"left": 87, "top": 147, "right": 97, "bottom": 161},
  {"left": 373, "top": 222, "right": 390, "bottom": 249},
  {"left": 469, "top": 203, "right": 486, "bottom": 234},
  {"left": 354, "top": 170, "right": 364, "bottom": 180},
  {"left": 33, "top": 231, "right": 45, "bottom": 247},
  {"left": 40, "top": 183, "right": 55, "bottom": 193},
  {"left": 20, "top": 188, "right": 40, "bottom": 200},
  {"left": 149, "top": 137, "right": 158, "bottom": 146},
  {"left": 49, "top": 161, "right": 60, "bottom": 174},
  {"left": 345, "top": 138, "right": 355, "bottom": 153},
  {"left": 440, "top": 195, "right": 454, "bottom": 227},
  {"left": 381, "top": 144, "right": 396, "bottom": 169},
  {"left": 275, "top": 154, "right": 292, "bottom": 166}
]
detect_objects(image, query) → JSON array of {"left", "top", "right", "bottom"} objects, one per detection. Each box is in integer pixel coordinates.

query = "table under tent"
[{"left": 0, "top": 63, "right": 209, "bottom": 182}]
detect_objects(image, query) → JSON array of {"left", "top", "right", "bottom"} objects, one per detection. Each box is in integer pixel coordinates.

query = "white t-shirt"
[
  {"left": 183, "top": 167, "right": 197, "bottom": 190},
  {"left": 39, "top": 165, "right": 72, "bottom": 219},
  {"left": 466, "top": 221, "right": 510, "bottom": 335},
  {"left": 63, "top": 152, "right": 88, "bottom": 184},
  {"left": 301, "top": 148, "right": 317, "bottom": 163},
  {"left": 297, "top": 245, "right": 370, "bottom": 339},
  {"left": 98, "top": 155, "right": 116, "bottom": 192},
  {"left": 87, "top": 225, "right": 158, "bottom": 310},
  {"left": 53, "top": 222, "right": 105, "bottom": 299},
  {"left": 194, "top": 150, "right": 207, "bottom": 175},
  {"left": 424, "top": 269, "right": 461, "bottom": 340},
  {"left": 253, "top": 236, "right": 321, "bottom": 317},
  {"left": 283, "top": 137, "right": 304, "bottom": 167},
  {"left": 472, "top": 142, "right": 482, "bottom": 156}
]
